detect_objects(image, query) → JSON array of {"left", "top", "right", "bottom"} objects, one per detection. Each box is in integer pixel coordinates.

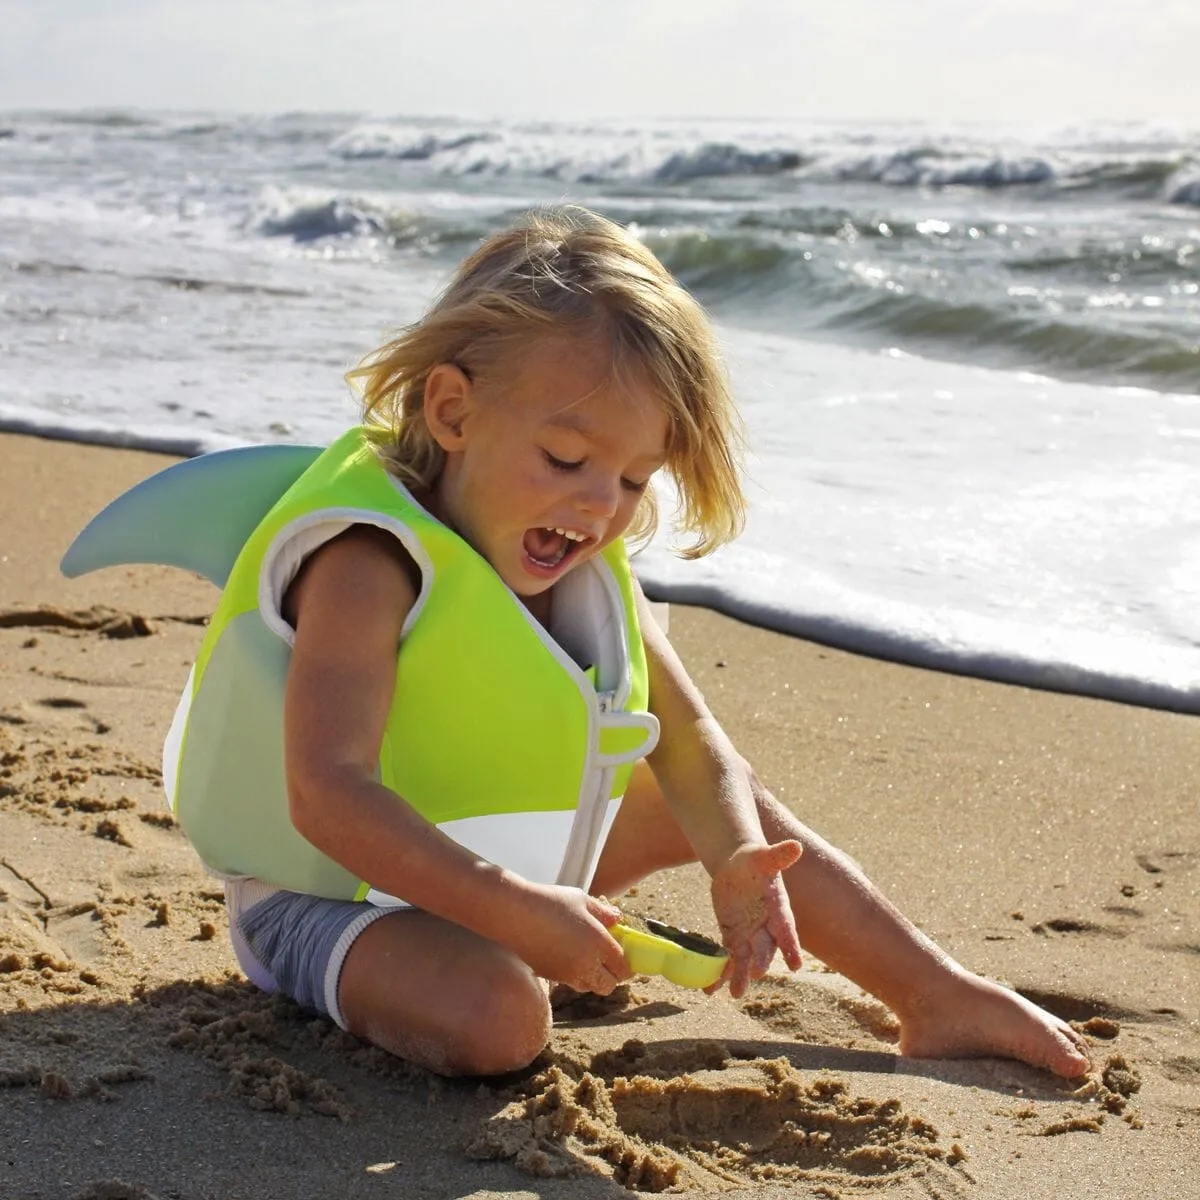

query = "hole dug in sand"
[{"left": 469, "top": 1040, "right": 956, "bottom": 1193}]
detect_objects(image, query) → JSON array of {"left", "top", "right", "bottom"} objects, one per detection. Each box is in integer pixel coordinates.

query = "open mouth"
[{"left": 522, "top": 526, "right": 591, "bottom": 574}]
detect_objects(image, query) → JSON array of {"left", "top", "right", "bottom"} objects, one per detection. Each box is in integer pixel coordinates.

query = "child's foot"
[{"left": 895, "top": 971, "right": 1092, "bottom": 1079}]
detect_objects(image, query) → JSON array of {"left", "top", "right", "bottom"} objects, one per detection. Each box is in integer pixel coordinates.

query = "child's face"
[{"left": 427, "top": 335, "right": 669, "bottom": 598}]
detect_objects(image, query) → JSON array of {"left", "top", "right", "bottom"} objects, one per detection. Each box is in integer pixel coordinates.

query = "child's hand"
[
  {"left": 709, "top": 840, "right": 803, "bottom": 998},
  {"left": 504, "top": 883, "right": 632, "bottom": 995}
]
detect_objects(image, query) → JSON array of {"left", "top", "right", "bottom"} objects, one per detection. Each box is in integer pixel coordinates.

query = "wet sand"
[{"left": 1, "top": 431, "right": 1198, "bottom": 1199}]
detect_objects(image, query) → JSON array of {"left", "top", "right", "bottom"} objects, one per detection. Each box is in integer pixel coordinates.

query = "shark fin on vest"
[{"left": 60, "top": 443, "right": 322, "bottom": 587}]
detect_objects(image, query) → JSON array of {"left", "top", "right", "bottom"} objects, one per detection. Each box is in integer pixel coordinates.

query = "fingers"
[
  {"left": 753, "top": 839, "right": 803, "bottom": 875},
  {"left": 587, "top": 901, "right": 633, "bottom": 984},
  {"left": 602, "top": 937, "right": 633, "bottom": 982},
  {"left": 587, "top": 894, "right": 623, "bottom": 928},
  {"left": 766, "top": 895, "right": 804, "bottom": 972},
  {"left": 727, "top": 942, "right": 754, "bottom": 998},
  {"left": 586, "top": 967, "right": 618, "bottom": 995},
  {"left": 587, "top": 901, "right": 633, "bottom": 980},
  {"left": 703, "top": 961, "right": 732, "bottom": 996},
  {"left": 774, "top": 929, "right": 804, "bottom": 972},
  {"left": 724, "top": 928, "right": 790, "bottom": 999},
  {"left": 749, "top": 926, "right": 777, "bottom": 977},
  {"left": 580, "top": 958, "right": 630, "bottom": 996}
]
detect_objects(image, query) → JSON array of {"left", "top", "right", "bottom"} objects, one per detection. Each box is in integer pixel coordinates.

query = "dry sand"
[{"left": 1, "top": 431, "right": 1197, "bottom": 1200}]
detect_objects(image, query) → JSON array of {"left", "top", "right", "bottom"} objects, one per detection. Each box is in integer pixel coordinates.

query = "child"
[{"left": 167, "top": 206, "right": 1090, "bottom": 1080}]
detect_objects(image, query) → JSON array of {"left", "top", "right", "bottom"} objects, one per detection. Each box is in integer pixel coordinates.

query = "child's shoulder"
[{"left": 283, "top": 523, "right": 421, "bottom": 632}]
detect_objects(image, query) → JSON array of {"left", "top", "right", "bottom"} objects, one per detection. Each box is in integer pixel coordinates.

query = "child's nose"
[{"left": 577, "top": 472, "right": 620, "bottom": 519}]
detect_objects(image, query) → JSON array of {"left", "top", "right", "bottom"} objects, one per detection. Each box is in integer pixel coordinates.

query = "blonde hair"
[{"left": 347, "top": 206, "right": 745, "bottom": 558}]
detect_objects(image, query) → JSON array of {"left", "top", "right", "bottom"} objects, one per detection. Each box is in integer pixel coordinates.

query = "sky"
[{"left": 1, "top": 0, "right": 1197, "bottom": 125}]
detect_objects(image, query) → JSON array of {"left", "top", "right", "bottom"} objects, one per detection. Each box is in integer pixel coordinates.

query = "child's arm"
[
  {"left": 636, "top": 585, "right": 804, "bottom": 996},
  {"left": 282, "top": 526, "right": 630, "bottom": 995}
]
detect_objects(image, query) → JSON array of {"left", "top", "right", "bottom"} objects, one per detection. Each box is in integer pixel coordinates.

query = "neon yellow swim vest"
[{"left": 162, "top": 427, "right": 660, "bottom": 906}]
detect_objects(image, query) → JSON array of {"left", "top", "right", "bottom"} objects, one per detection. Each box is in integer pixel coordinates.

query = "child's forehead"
[
  {"left": 506, "top": 334, "right": 650, "bottom": 401},
  {"left": 538, "top": 364, "right": 667, "bottom": 430},
  {"left": 485, "top": 333, "right": 670, "bottom": 459}
]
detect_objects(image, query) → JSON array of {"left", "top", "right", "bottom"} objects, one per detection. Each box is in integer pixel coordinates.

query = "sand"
[{"left": 1, "top": 430, "right": 1197, "bottom": 1200}]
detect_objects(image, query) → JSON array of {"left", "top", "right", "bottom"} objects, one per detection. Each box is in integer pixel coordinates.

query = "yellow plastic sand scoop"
[{"left": 611, "top": 915, "right": 729, "bottom": 990}]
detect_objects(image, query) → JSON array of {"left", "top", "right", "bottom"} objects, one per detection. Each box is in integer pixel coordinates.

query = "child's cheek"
[{"left": 524, "top": 464, "right": 560, "bottom": 503}]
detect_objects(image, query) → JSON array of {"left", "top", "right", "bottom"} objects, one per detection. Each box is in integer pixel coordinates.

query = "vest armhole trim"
[{"left": 257, "top": 508, "right": 436, "bottom": 648}]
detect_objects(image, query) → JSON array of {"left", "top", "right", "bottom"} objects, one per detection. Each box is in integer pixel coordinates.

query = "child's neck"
[{"left": 522, "top": 587, "right": 553, "bottom": 630}]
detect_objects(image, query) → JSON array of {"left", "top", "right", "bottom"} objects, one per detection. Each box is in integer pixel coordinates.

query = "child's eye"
[
  {"left": 621, "top": 477, "right": 649, "bottom": 494},
  {"left": 543, "top": 450, "right": 583, "bottom": 472}
]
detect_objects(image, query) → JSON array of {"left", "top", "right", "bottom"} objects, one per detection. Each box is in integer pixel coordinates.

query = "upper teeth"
[{"left": 551, "top": 527, "right": 586, "bottom": 542}]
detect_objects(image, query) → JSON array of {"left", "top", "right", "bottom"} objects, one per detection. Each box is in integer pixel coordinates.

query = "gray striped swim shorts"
[{"left": 224, "top": 878, "right": 393, "bottom": 1030}]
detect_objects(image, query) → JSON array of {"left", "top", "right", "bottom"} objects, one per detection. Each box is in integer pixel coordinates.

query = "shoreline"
[
  {"left": 5, "top": 419, "right": 1198, "bottom": 720},
  {"left": 1, "top": 430, "right": 1198, "bottom": 1199}
]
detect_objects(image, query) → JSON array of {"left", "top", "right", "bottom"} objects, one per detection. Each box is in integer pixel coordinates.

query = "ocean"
[{"left": 2, "top": 110, "right": 1198, "bottom": 712}]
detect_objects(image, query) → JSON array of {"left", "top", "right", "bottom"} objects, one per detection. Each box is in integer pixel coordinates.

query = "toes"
[{"left": 1047, "top": 1026, "right": 1092, "bottom": 1078}]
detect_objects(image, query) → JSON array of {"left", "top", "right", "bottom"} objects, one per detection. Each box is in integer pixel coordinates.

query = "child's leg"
[
  {"left": 592, "top": 762, "right": 1090, "bottom": 1078},
  {"left": 337, "top": 910, "right": 551, "bottom": 1077},
  {"left": 228, "top": 882, "right": 550, "bottom": 1077}
]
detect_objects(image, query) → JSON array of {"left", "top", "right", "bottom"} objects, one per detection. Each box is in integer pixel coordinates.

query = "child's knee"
[{"left": 449, "top": 961, "right": 550, "bottom": 1076}]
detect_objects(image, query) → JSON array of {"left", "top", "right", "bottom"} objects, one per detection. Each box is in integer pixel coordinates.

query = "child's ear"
[{"left": 423, "top": 363, "right": 474, "bottom": 451}]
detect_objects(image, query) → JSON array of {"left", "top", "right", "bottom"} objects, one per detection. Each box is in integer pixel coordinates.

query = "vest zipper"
[
  {"left": 546, "top": 556, "right": 634, "bottom": 891},
  {"left": 556, "top": 684, "right": 618, "bottom": 888}
]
